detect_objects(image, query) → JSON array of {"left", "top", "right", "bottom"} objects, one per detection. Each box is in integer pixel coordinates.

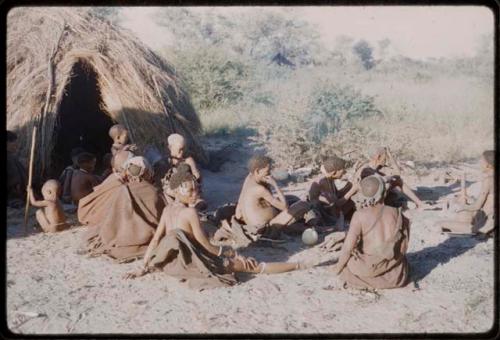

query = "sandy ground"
[{"left": 6, "top": 136, "right": 495, "bottom": 334}]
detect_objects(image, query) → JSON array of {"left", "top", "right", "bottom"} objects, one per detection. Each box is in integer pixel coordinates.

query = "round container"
[{"left": 302, "top": 228, "right": 319, "bottom": 246}]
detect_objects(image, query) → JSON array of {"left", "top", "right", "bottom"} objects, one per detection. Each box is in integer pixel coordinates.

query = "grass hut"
[{"left": 7, "top": 7, "right": 207, "bottom": 179}]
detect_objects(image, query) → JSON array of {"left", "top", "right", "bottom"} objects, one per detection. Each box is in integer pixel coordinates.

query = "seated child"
[
  {"left": 59, "top": 147, "right": 85, "bottom": 204},
  {"left": 28, "top": 180, "right": 68, "bottom": 233},
  {"left": 99, "top": 153, "right": 113, "bottom": 181},
  {"left": 163, "top": 133, "right": 205, "bottom": 209},
  {"left": 308, "top": 156, "right": 357, "bottom": 227},
  {"left": 125, "top": 165, "right": 307, "bottom": 289},
  {"left": 71, "top": 152, "right": 100, "bottom": 204},
  {"left": 435, "top": 150, "right": 495, "bottom": 235},
  {"left": 109, "top": 124, "right": 136, "bottom": 156}
]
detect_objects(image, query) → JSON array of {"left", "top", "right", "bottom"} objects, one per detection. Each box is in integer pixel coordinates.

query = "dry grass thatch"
[{"left": 7, "top": 7, "right": 207, "bottom": 177}]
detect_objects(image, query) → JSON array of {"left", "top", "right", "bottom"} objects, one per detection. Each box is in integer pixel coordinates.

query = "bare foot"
[
  {"left": 417, "top": 202, "right": 434, "bottom": 211},
  {"left": 123, "top": 267, "right": 148, "bottom": 280}
]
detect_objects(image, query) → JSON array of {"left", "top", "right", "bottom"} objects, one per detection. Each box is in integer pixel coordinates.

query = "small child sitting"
[
  {"left": 71, "top": 152, "right": 100, "bottom": 205},
  {"left": 28, "top": 180, "right": 68, "bottom": 233},
  {"left": 59, "top": 147, "right": 85, "bottom": 204},
  {"left": 99, "top": 153, "right": 113, "bottom": 181},
  {"left": 109, "top": 124, "right": 136, "bottom": 156},
  {"left": 164, "top": 133, "right": 206, "bottom": 210}
]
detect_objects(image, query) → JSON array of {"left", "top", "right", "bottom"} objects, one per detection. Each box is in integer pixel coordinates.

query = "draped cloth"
[
  {"left": 148, "top": 229, "right": 238, "bottom": 290},
  {"left": 78, "top": 174, "right": 165, "bottom": 261},
  {"left": 340, "top": 208, "right": 410, "bottom": 289}
]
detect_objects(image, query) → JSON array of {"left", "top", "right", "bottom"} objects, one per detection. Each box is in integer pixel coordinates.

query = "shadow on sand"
[{"left": 408, "top": 234, "right": 486, "bottom": 284}]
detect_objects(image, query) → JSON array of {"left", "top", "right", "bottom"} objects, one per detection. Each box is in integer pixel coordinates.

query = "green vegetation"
[{"left": 115, "top": 8, "right": 494, "bottom": 168}]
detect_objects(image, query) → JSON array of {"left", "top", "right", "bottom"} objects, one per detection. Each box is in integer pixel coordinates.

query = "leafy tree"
[{"left": 353, "top": 39, "right": 375, "bottom": 70}]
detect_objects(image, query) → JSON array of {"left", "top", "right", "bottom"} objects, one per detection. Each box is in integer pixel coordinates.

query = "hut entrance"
[{"left": 52, "top": 60, "right": 115, "bottom": 177}]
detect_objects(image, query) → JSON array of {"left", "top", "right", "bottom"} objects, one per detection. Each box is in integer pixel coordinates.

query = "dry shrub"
[{"left": 250, "top": 80, "right": 381, "bottom": 169}]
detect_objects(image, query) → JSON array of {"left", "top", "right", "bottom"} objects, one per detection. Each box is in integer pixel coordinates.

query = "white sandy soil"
[{"left": 6, "top": 136, "right": 495, "bottom": 334}]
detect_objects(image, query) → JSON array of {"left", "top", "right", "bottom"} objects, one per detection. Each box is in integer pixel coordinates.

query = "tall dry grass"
[{"left": 157, "top": 10, "right": 493, "bottom": 169}]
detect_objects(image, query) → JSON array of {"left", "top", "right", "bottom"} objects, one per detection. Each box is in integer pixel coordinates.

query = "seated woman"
[
  {"left": 435, "top": 150, "right": 494, "bottom": 235},
  {"left": 125, "top": 165, "right": 305, "bottom": 290},
  {"left": 78, "top": 153, "right": 164, "bottom": 262},
  {"left": 333, "top": 175, "right": 411, "bottom": 289}
]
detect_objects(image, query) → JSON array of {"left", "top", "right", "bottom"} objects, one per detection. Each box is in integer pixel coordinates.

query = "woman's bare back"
[{"left": 357, "top": 205, "right": 405, "bottom": 255}]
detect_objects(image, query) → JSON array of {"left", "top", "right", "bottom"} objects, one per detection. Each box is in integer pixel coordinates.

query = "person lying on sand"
[
  {"left": 59, "top": 147, "right": 85, "bottom": 204},
  {"left": 71, "top": 152, "right": 100, "bottom": 205},
  {"left": 162, "top": 133, "right": 206, "bottom": 209},
  {"left": 355, "top": 147, "right": 431, "bottom": 210},
  {"left": 28, "top": 180, "right": 69, "bottom": 233},
  {"left": 308, "top": 155, "right": 357, "bottom": 227},
  {"left": 333, "top": 175, "right": 411, "bottom": 289},
  {"left": 109, "top": 124, "right": 137, "bottom": 156},
  {"left": 435, "top": 150, "right": 495, "bottom": 236},
  {"left": 124, "top": 165, "right": 306, "bottom": 289},
  {"left": 7, "top": 130, "right": 27, "bottom": 209},
  {"left": 78, "top": 155, "right": 164, "bottom": 262}
]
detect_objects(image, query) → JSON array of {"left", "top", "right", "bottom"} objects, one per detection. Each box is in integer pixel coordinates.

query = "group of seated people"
[{"left": 9, "top": 124, "right": 495, "bottom": 291}]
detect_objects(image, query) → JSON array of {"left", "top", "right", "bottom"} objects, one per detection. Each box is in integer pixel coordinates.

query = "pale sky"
[{"left": 120, "top": 6, "right": 494, "bottom": 60}]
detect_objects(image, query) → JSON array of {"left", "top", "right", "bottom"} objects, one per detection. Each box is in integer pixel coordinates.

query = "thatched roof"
[{"left": 7, "top": 7, "right": 207, "bottom": 178}]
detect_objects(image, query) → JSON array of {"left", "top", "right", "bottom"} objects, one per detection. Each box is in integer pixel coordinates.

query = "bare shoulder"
[
  {"left": 181, "top": 206, "right": 198, "bottom": 219},
  {"left": 45, "top": 200, "right": 58, "bottom": 208},
  {"left": 184, "top": 156, "right": 197, "bottom": 166},
  {"left": 254, "top": 182, "right": 271, "bottom": 196},
  {"left": 485, "top": 175, "right": 494, "bottom": 187},
  {"left": 381, "top": 205, "right": 399, "bottom": 218}
]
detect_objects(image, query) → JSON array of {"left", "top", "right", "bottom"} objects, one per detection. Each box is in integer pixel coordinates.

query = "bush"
[
  {"left": 170, "top": 46, "right": 250, "bottom": 111},
  {"left": 250, "top": 80, "right": 382, "bottom": 169}
]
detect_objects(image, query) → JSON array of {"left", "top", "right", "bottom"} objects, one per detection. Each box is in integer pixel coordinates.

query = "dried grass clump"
[{"left": 7, "top": 7, "right": 207, "bottom": 177}]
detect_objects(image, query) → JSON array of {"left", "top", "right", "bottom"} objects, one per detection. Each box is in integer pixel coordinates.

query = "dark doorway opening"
[{"left": 52, "top": 60, "right": 115, "bottom": 177}]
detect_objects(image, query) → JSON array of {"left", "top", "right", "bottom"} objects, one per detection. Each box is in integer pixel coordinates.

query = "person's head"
[
  {"left": 102, "top": 153, "right": 113, "bottom": 169},
  {"left": 167, "top": 133, "right": 186, "bottom": 158},
  {"left": 124, "top": 156, "right": 153, "bottom": 182},
  {"left": 70, "top": 147, "right": 86, "bottom": 167},
  {"left": 7, "top": 130, "right": 18, "bottom": 153},
  {"left": 481, "top": 150, "right": 494, "bottom": 172},
  {"left": 359, "top": 175, "right": 386, "bottom": 208},
  {"left": 169, "top": 164, "right": 199, "bottom": 205},
  {"left": 248, "top": 155, "right": 272, "bottom": 182},
  {"left": 41, "top": 179, "right": 61, "bottom": 201},
  {"left": 109, "top": 124, "right": 129, "bottom": 145},
  {"left": 369, "top": 147, "right": 387, "bottom": 168},
  {"left": 77, "top": 152, "right": 97, "bottom": 173},
  {"left": 321, "top": 156, "right": 347, "bottom": 179}
]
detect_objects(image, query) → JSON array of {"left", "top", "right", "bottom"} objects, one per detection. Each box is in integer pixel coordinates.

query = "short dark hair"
[
  {"left": 360, "top": 176, "right": 382, "bottom": 197},
  {"left": 70, "top": 147, "right": 86, "bottom": 159},
  {"left": 7, "top": 130, "right": 17, "bottom": 143},
  {"left": 169, "top": 164, "right": 195, "bottom": 190},
  {"left": 483, "top": 150, "right": 494, "bottom": 167},
  {"left": 248, "top": 155, "right": 272, "bottom": 173},
  {"left": 323, "top": 156, "right": 346, "bottom": 173},
  {"left": 77, "top": 152, "right": 96, "bottom": 166}
]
